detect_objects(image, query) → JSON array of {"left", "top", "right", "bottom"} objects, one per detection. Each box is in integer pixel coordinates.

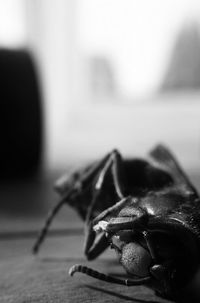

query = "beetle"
[{"left": 33, "top": 145, "right": 200, "bottom": 300}]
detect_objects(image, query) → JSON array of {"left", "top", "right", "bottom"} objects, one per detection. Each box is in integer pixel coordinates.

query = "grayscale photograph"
[{"left": 0, "top": 1, "right": 200, "bottom": 302}]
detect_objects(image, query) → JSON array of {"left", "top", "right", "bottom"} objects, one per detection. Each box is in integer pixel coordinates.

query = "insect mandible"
[{"left": 33, "top": 145, "right": 200, "bottom": 300}]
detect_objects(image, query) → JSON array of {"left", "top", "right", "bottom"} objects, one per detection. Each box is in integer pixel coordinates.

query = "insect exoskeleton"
[{"left": 33, "top": 145, "right": 200, "bottom": 300}]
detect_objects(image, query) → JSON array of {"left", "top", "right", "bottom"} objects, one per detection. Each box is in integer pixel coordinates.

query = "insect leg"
[
  {"left": 84, "top": 150, "right": 125, "bottom": 259},
  {"left": 85, "top": 233, "right": 109, "bottom": 260},
  {"left": 110, "top": 150, "right": 124, "bottom": 199},
  {"left": 55, "top": 152, "right": 111, "bottom": 198},
  {"left": 32, "top": 196, "right": 68, "bottom": 254},
  {"left": 98, "top": 207, "right": 148, "bottom": 234},
  {"left": 93, "top": 196, "right": 131, "bottom": 226},
  {"left": 84, "top": 198, "right": 130, "bottom": 259},
  {"left": 33, "top": 153, "right": 113, "bottom": 254},
  {"left": 85, "top": 150, "right": 125, "bottom": 224},
  {"left": 83, "top": 186, "right": 109, "bottom": 258}
]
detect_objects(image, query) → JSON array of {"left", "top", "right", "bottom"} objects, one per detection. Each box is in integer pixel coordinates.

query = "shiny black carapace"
[{"left": 33, "top": 145, "right": 200, "bottom": 299}]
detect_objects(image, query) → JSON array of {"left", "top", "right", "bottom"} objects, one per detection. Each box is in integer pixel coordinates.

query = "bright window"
[{"left": 0, "top": 0, "right": 26, "bottom": 47}]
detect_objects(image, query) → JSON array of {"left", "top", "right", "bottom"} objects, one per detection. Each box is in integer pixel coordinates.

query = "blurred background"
[{"left": 1, "top": 0, "right": 200, "bottom": 240}]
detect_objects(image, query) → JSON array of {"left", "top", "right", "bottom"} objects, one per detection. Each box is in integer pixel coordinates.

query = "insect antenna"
[
  {"left": 32, "top": 191, "right": 73, "bottom": 254},
  {"left": 69, "top": 264, "right": 151, "bottom": 286}
]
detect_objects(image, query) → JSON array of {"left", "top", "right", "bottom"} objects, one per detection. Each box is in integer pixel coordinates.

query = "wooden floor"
[
  {"left": 0, "top": 235, "right": 172, "bottom": 303},
  {"left": 0, "top": 173, "right": 200, "bottom": 302}
]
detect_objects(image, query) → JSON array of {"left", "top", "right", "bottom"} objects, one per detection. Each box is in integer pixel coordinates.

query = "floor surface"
[{"left": 0, "top": 172, "right": 200, "bottom": 302}]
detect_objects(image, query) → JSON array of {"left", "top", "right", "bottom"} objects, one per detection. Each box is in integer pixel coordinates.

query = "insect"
[{"left": 33, "top": 145, "right": 200, "bottom": 300}]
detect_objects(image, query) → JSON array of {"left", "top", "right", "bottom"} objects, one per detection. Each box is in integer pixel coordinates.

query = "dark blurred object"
[{"left": 0, "top": 49, "right": 42, "bottom": 179}]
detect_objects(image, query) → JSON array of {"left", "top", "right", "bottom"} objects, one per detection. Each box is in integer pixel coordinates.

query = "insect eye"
[{"left": 110, "top": 231, "right": 136, "bottom": 251}]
